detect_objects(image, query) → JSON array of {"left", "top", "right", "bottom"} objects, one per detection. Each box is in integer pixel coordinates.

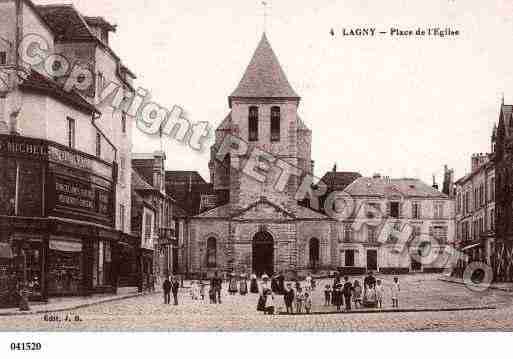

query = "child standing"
[
  {"left": 304, "top": 292, "right": 312, "bottom": 314},
  {"left": 264, "top": 289, "right": 275, "bottom": 315},
  {"left": 353, "top": 280, "right": 362, "bottom": 309},
  {"left": 209, "top": 286, "right": 216, "bottom": 304},
  {"left": 199, "top": 280, "right": 206, "bottom": 300},
  {"left": 284, "top": 283, "right": 295, "bottom": 314},
  {"left": 295, "top": 287, "right": 304, "bottom": 314},
  {"left": 363, "top": 283, "right": 377, "bottom": 308},
  {"left": 190, "top": 280, "right": 198, "bottom": 300},
  {"left": 333, "top": 283, "right": 343, "bottom": 311},
  {"left": 375, "top": 279, "right": 384, "bottom": 308},
  {"left": 391, "top": 277, "right": 400, "bottom": 308},
  {"left": 324, "top": 284, "right": 331, "bottom": 306}
]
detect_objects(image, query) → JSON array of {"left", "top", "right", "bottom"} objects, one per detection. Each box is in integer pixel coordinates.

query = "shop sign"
[
  {"left": 53, "top": 176, "right": 113, "bottom": 219},
  {"left": 97, "top": 229, "right": 119, "bottom": 241},
  {"left": 48, "top": 146, "right": 92, "bottom": 171},
  {"left": 49, "top": 239, "right": 82, "bottom": 253},
  {"left": 0, "top": 136, "right": 47, "bottom": 157},
  {"left": 55, "top": 178, "right": 95, "bottom": 211}
]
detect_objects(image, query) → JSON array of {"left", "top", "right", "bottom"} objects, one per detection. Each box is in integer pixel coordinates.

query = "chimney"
[
  {"left": 471, "top": 153, "right": 489, "bottom": 172},
  {"left": 153, "top": 151, "right": 166, "bottom": 193},
  {"left": 372, "top": 173, "right": 381, "bottom": 179},
  {"left": 442, "top": 165, "right": 455, "bottom": 198},
  {"left": 432, "top": 174, "right": 439, "bottom": 190},
  {"left": 0, "top": 94, "right": 7, "bottom": 134}
]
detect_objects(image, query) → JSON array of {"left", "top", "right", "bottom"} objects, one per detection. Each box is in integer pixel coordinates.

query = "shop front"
[
  {"left": 0, "top": 134, "right": 121, "bottom": 305},
  {"left": 46, "top": 237, "right": 82, "bottom": 296}
]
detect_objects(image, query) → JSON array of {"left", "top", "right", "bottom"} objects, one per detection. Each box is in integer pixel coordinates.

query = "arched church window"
[
  {"left": 271, "top": 106, "right": 280, "bottom": 142},
  {"left": 309, "top": 237, "right": 320, "bottom": 268},
  {"left": 206, "top": 237, "right": 217, "bottom": 267},
  {"left": 248, "top": 106, "right": 258, "bottom": 141}
]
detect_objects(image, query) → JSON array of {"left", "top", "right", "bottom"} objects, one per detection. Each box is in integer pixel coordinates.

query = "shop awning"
[
  {"left": 0, "top": 243, "right": 13, "bottom": 259},
  {"left": 461, "top": 243, "right": 481, "bottom": 251}
]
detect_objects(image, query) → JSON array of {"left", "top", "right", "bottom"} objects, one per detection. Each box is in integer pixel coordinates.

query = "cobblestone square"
[{"left": 2, "top": 274, "right": 513, "bottom": 331}]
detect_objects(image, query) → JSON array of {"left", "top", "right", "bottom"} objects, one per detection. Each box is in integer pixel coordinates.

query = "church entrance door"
[{"left": 252, "top": 231, "right": 274, "bottom": 276}]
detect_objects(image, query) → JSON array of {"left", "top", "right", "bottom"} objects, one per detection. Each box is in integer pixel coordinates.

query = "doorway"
[
  {"left": 309, "top": 238, "right": 320, "bottom": 269},
  {"left": 366, "top": 249, "right": 378, "bottom": 271},
  {"left": 252, "top": 231, "right": 274, "bottom": 276}
]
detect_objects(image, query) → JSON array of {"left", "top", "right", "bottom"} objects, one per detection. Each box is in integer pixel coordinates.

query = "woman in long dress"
[
  {"left": 261, "top": 274, "right": 270, "bottom": 293},
  {"left": 250, "top": 273, "right": 259, "bottom": 293},
  {"left": 228, "top": 272, "right": 238, "bottom": 295},
  {"left": 239, "top": 273, "right": 248, "bottom": 295},
  {"left": 271, "top": 275, "right": 279, "bottom": 293}
]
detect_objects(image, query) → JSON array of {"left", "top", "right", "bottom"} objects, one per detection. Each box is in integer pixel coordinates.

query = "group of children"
[
  {"left": 323, "top": 277, "right": 400, "bottom": 310},
  {"left": 189, "top": 280, "right": 208, "bottom": 301},
  {"left": 280, "top": 283, "right": 315, "bottom": 314}
]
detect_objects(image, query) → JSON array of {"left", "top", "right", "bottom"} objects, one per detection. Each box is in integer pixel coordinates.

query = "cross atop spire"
[{"left": 262, "top": 1, "right": 268, "bottom": 33}]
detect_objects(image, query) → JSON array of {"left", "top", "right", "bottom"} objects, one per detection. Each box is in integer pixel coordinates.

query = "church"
[
  {"left": 183, "top": 33, "right": 453, "bottom": 278},
  {"left": 187, "top": 33, "right": 337, "bottom": 277}
]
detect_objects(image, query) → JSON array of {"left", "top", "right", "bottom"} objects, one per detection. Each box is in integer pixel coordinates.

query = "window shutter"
[{"left": 386, "top": 202, "right": 391, "bottom": 217}]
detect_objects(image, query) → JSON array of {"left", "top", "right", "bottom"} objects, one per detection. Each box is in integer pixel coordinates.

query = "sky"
[{"left": 37, "top": 0, "right": 513, "bottom": 185}]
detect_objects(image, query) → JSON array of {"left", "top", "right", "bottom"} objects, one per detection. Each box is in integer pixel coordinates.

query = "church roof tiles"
[
  {"left": 229, "top": 33, "right": 299, "bottom": 106},
  {"left": 344, "top": 177, "right": 448, "bottom": 199}
]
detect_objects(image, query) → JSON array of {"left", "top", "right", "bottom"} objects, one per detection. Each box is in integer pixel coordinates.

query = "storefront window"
[
  {"left": 24, "top": 245, "right": 42, "bottom": 298},
  {"left": 47, "top": 239, "right": 82, "bottom": 296}
]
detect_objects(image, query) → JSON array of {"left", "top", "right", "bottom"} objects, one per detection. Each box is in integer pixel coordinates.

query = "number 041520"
[{"left": 10, "top": 342, "right": 42, "bottom": 351}]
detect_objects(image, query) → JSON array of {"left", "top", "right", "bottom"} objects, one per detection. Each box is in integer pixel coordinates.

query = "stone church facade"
[{"left": 189, "top": 33, "right": 336, "bottom": 277}]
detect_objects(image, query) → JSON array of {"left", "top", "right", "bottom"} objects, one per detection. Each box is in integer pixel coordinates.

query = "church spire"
[
  {"left": 496, "top": 105, "right": 506, "bottom": 160},
  {"left": 229, "top": 33, "right": 299, "bottom": 107}
]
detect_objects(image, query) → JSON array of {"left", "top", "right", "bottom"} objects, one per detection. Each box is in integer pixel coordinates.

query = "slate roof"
[
  {"left": 194, "top": 197, "right": 331, "bottom": 220},
  {"left": 344, "top": 177, "right": 448, "bottom": 198},
  {"left": 500, "top": 103, "right": 513, "bottom": 138},
  {"left": 83, "top": 16, "right": 117, "bottom": 32},
  {"left": 20, "top": 69, "right": 99, "bottom": 114},
  {"left": 131, "top": 169, "right": 155, "bottom": 192},
  {"left": 320, "top": 171, "right": 362, "bottom": 191},
  {"left": 165, "top": 171, "right": 207, "bottom": 187},
  {"left": 194, "top": 203, "right": 231, "bottom": 219},
  {"left": 229, "top": 33, "right": 299, "bottom": 106},
  {"left": 37, "top": 4, "right": 97, "bottom": 41},
  {"left": 35, "top": 4, "right": 135, "bottom": 79},
  {"left": 165, "top": 171, "right": 214, "bottom": 215}
]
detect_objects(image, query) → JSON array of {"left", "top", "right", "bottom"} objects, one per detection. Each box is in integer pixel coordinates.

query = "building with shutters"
[
  {"left": 453, "top": 101, "right": 513, "bottom": 282},
  {"left": 340, "top": 175, "right": 455, "bottom": 274}
]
